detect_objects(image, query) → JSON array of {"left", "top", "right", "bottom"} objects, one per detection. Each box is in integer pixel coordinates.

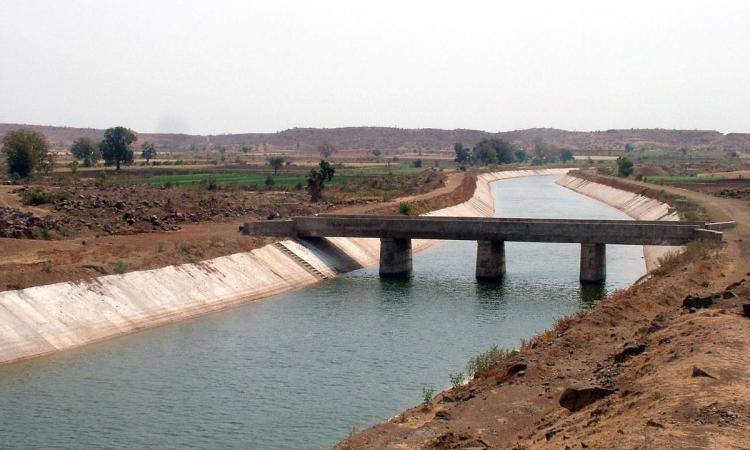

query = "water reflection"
[
  {"left": 579, "top": 282, "right": 608, "bottom": 306},
  {"left": 474, "top": 281, "right": 508, "bottom": 312}
]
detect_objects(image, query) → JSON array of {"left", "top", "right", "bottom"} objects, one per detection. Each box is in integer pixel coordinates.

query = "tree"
[
  {"left": 473, "top": 139, "right": 515, "bottom": 165},
  {"left": 70, "top": 137, "right": 101, "bottom": 167},
  {"left": 141, "top": 142, "right": 156, "bottom": 165},
  {"left": 514, "top": 149, "right": 529, "bottom": 163},
  {"left": 2, "top": 129, "right": 52, "bottom": 178},
  {"left": 307, "top": 160, "right": 335, "bottom": 202},
  {"left": 268, "top": 156, "right": 286, "bottom": 175},
  {"left": 454, "top": 143, "right": 471, "bottom": 164},
  {"left": 559, "top": 149, "right": 575, "bottom": 163},
  {"left": 412, "top": 159, "right": 422, "bottom": 168},
  {"left": 532, "top": 139, "right": 559, "bottom": 165},
  {"left": 372, "top": 149, "right": 382, "bottom": 161},
  {"left": 616, "top": 156, "right": 634, "bottom": 177},
  {"left": 624, "top": 143, "right": 635, "bottom": 153},
  {"left": 100, "top": 126, "right": 136, "bottom": 170},
  {"left": 265, "top": 175, "right": 274, "bottom": 187},
  {"left": 318, "top": 144, "right": 334, "bottom": 159},
  {"left": 472, "top": 144, "right": 497, "bottom": 165}
]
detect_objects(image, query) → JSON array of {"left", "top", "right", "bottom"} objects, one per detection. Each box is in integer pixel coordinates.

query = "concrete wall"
[
  {"left": 556, "top": 174, "right": 681, "bottom": 271},
  {"left": 0, "top": 168, "right": 570, "bottom": 365}
]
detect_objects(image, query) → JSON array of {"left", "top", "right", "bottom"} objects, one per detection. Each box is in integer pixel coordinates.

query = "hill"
[{"left": 1, "top": 124, "right": 748, "bottom": 155}]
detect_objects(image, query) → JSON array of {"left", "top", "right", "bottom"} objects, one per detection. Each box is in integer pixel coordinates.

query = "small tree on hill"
[
  {"left": 2, "top": 129, "right": 52, "bottom": 178},
  {"left": 559, "top": 149, "right": 575, "bottom": 163},
  {"left": 307, "top": 160, "right": 335, "bottom": 202},
  {"left": 268, "top": 156, "right": 286, "bottom": 175},
  {"left": 141, "top": 142, "right": 157, "bottom": 165},
  {"left": 372, "top": 149, "right": 382, "bottom": 161},
  {"left": 318, "top": 144, "right": 334, "bottom": 159},
  {"left": 472, "top": 143, "right": 497, "bottom": 166},
  {"left": 473, "top": 139, "right": 515, "bottom": 165},
  {"left": 454, "top": 143, "right": 471, "bottom": 164},
  {"left": 514, "top": 149, "right": 528, "bottom": 163},
  {"left": 616, "top": 156, "right": 634, "bottom": 177},
  {"left": 100, "top": 126, "right": 137, "bottom": 170},
  {"left": 70, "top": 137, "right": 101, "bottom": 167}
]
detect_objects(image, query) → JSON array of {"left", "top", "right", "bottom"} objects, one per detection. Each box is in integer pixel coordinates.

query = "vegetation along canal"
[{"left": 0, "top": 174, "right": 645, "bottom": 449}]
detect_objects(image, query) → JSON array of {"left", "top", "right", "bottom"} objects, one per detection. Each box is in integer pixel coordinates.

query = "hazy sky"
[{"left": 1, "top": 0, "right": 749, "bottom": 134}]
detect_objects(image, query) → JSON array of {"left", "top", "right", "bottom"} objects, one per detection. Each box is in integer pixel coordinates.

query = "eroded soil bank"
[{"left": 336, "top": 177, "right": 750, "bottom": 450}]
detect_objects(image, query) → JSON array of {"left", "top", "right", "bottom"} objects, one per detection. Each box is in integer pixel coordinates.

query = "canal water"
[{"left": 0, "top": 175, "right": 645, "bottom": 449}]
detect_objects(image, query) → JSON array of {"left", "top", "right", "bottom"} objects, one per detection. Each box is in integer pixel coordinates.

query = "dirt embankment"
[{"left": 336, "top": 178, "right": 750, "bottom": 450}]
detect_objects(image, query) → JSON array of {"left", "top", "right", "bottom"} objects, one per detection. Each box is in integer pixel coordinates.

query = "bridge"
[{"left": 242, "top": 215, "right": 724, "bottom": 282}]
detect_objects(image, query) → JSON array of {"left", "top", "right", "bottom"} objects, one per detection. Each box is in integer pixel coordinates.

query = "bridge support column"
[
  {"left": 580, "top": 243, "right": 606, "bottom": 283},
  {"left": 379, "top": 238, "right": 412, "bottom": 276},
  {"left": 476, "top": 240, "right": 505, "bottom": 280}
]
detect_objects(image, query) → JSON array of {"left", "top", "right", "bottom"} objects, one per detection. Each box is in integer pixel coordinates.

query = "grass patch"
[
  {"left": 650, "top": 240, "right": 721, "bottom": 277},
  {"left": 466, "top": 345, "right": 517, "bottom": 377}
]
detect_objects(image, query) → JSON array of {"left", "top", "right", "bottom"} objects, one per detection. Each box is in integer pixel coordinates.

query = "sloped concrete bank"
[
  {"left": 0, "top": 169, "right": 570, "bottom": 365},
  {"left": 556, "top": 174, "right": 680, "bottom": 271}
]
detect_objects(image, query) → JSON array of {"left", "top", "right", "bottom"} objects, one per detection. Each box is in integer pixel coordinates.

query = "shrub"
[
  {"left": 449, "top": 371, "right": 464, "bottom": 389},
  {"left": 422, "top": 385, "right": 435, "bottom": 405},
  {"left": 113, "top": 261, "right": 129, "bottom": 274},
  {"left": 22, "top": 189, "right": 66, "bottom": 205},
  {"left": 466, "top": 345, "right": 516, "bottom": 377},
  {"left": 96, "top": 171, "right": 108, "bottom": 187},
  {"left": 398, "top": 201, "right": 412, "bottom": 215},
  {"left": 203, "top": 176, "right": 218, "bottom": 191}
]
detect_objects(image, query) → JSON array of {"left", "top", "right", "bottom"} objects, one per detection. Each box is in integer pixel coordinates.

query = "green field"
[
  {"left": 105, "top": 163, "right": 433, "bottom": 187},
  {"left": 645, "top": 175, "right": 725, "bottom": 184},
  {"left": 109, "top": 172, "right": 348, "bottom": 187},
  {"left": 637, "top": 148, "right": 728, "bottom": 160}
]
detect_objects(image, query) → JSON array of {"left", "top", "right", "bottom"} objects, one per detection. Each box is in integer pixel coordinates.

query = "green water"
[{"left": 0, "top": 175, "right": 645, "bottom": 449}]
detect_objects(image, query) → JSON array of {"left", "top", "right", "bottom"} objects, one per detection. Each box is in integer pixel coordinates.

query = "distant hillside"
[{"left": 1, "top": 124, "right": 748, "bottom": 155}]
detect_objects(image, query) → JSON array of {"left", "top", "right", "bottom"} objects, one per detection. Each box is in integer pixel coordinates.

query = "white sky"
[{"left": 1, "top": 0, "right": 749, "bottom": 134}]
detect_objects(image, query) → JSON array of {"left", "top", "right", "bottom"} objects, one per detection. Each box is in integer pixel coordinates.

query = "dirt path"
[
  {"left": 609, "top": 176, "right": 750, "bottom": 280},
  {"left": 337, "top": 178, "right": 750, "bottom": 450}
]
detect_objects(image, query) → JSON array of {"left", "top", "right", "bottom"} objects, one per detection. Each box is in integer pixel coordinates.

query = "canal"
[{"left": 0, "top": 174, "right": 645, "bottom": 449}]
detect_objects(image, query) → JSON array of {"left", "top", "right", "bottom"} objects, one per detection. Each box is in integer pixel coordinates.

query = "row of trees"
[
  {"left": 1, "top": 126, "right": 159, "bottom": 177},
  {"left": 454, "top": 139, "right": 574, "bottom": 166}
]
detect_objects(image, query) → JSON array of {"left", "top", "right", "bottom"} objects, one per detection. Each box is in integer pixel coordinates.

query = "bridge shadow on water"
[{"left": 376, "top": 269, "right": 608, "bottom": 312}]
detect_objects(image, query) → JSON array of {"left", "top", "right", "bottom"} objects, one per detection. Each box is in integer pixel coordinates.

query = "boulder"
[{"left": 559, "top": 386, "right": 615, "bottom": 412}]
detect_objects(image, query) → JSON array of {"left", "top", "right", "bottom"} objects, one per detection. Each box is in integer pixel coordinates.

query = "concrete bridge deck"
[{"left": 242, "top": 215, "right": 722, "bottom": 282}]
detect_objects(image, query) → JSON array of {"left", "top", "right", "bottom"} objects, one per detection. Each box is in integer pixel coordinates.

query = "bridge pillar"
[
  {"left": 379, "top": 238, "right": 412, "bottom": 276},
  {"left": 580, "top": 243, "right": 606, "bottom": 283},
  {"left": 476, "top": 240, "right": 505, "bottom": 280}
]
